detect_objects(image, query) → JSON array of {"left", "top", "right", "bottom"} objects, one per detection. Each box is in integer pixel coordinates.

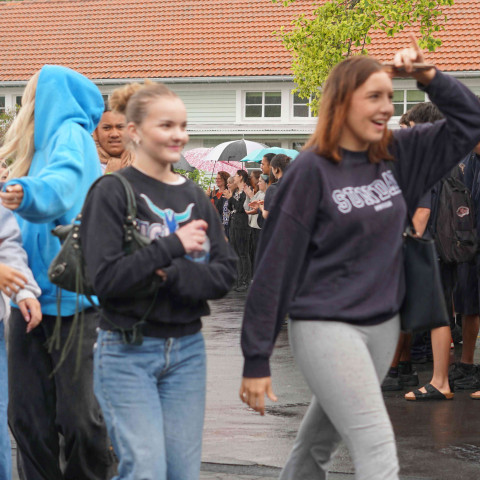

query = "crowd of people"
[
  {"left": 206, "top": 153, "right": 292, "bottom": 292},
  {"left": 0, "top": 36, "right": 479, "bottom": 480}
]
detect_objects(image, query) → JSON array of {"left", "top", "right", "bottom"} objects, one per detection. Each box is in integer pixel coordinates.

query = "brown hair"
[
  {"left": 305, "top": 55, "right": 393, "bottom": 163},
  {"left": 109, "top": 81, "right": 178, "bottom": 125},
  {"left": 216, "top": 170, "right": 230, "bottom": 188}
]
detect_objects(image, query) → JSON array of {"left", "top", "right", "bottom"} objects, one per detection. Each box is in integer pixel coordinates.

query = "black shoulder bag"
[
  {"left": 390, "top": 164, "right": 450, "bottom": 332},
  {"left": 400, "top": 224, "right": 450, "bottom": 332},
  {"left": 47, "top": 172, "right": 160, "bottom": 373}
]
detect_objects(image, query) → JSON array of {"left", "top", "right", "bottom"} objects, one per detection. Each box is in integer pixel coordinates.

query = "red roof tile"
[{"left": 0, "top": 0, "right": 478, "bottom": 81}]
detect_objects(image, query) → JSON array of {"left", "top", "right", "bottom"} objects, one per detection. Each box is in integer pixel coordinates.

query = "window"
[
  {"left": 0, "top": 97, "right": 5, "bottom": 113},
  {"left": 245, "top": 92, "right": 281, "bottom": 118},
  {"left": 292, "top": 141, "right": 305, "bottom": 151},
  {"left": 393, "top": 90, "right": 426, "bottom": 116},
  {"left": 293, "top": 93, "right": 313, "bottom": 118},
  {"left": 102, "top": 94, "right": 109, "bottom": 102},
  {"left": 15, "top": 96, "right": 22, "bottom": 107}
]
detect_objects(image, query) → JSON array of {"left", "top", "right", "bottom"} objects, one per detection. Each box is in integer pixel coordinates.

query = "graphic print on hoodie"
[{"left": 139, "top": 194, "right": 210, "bottom": 264}]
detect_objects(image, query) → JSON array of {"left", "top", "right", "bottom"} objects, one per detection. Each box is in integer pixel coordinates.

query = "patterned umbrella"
[
  {"left": 184, "top": 148, "right": 243, "bottom": 176},
  {"left": 203, "top": 140, "right": 267, "bottom": 163},
  {"left": 172, "top": 154, "right": 195, "bottom": 172}
]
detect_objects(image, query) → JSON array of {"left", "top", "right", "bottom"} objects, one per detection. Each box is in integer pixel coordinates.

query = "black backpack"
[{"left": 433, "top": 165, "right": 478, "bottom": 264}]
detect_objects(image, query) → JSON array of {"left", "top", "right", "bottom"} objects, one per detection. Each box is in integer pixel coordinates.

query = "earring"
[{"left": 134, "top": 138, "right": 140, "bottom": 146}]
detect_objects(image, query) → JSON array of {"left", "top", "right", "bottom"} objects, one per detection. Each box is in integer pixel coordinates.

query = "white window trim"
[
  {"left": 242, "top": 90, "right": 283, "bottom": 122},
  {"left": 290, "top": 92, "right": 317, "bottom": 121}
]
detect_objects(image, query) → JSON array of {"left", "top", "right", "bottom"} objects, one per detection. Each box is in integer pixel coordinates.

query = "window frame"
[
  {"left": 243, "top": 91, "right": 282, "bottom": 120},
  {"left": 392, "top": 89, "right": 426, "bottom": 117},
  {"left": 292, "top": 92, "right": 313, "bottom": 118}
]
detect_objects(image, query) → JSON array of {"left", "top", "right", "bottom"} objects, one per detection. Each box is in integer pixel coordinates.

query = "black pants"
[
  {"left": 8, "top": 308, "right": 115, "bottom": 480},
  {"left": 248, "top": 227, "right": 261, "bottom": 274},
  {"left": 230, "top": 225, "right": 251, "bottom": 287}
]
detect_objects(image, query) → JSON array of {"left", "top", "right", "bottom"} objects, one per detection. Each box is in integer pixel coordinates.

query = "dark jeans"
[
  {"left": 8, "top": 308, "right": 115, "bottom": 480},
  {"left": 230, "top": 225, "right": 251, "bottom": 287}
]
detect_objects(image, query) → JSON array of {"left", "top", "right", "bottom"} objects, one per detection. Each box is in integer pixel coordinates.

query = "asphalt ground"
[{"left": 9, "top": 290, "right": 480, "bottom": 479}]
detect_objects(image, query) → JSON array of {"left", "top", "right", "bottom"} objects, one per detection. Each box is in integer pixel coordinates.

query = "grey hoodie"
[{"left": 0, "top": 205, "right": 41, "bottom": 320}]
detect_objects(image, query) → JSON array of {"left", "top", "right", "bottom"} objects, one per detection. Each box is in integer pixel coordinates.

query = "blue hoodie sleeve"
[{"left": 5, "top": 124, "right": 101, "bottom": 224}]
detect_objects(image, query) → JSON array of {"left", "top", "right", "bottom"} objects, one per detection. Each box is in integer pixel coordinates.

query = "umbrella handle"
[{"left": 209, "top": 160, "right": 218, "bottom": 188}]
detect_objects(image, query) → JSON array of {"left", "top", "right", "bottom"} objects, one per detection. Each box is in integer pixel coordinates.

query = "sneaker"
[
  {"left": 411, "top": 355, "right": 427, "bottom": 364},
  {"left": 448, "top": 362, "right": 476, "bottom": 390},
  {"left": 398, "top": 362, "right": 419, "bottom": 387},
  {"left": 234, "top": 284, "right": 249, "bottom": 292},
  {"left": 381, "top": 374, "right": 403, "bottom": 392},
  {"left": 454, "top": 368, "right": 480, "bottom": 391}
]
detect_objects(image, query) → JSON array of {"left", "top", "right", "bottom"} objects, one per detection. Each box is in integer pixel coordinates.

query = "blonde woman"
[
  {"left": 0, "top": 66, "right": 114, "bottom": 479},
  {"left": 80, "top": 82, "right": 236, "bottom": 479}
]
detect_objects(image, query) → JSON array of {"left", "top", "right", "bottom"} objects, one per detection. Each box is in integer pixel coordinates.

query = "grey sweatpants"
[{"left": 280, "top": 316, "right": 400, "bottom": 480}]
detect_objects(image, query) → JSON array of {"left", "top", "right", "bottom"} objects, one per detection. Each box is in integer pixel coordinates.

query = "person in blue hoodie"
[{"left": 0, "top": 66, "right": 114, "bottom": 480}]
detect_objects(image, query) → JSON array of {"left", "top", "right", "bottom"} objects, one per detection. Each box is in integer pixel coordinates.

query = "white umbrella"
[{"left": 203, "top": 140, "right": 267, "bottom": 163}]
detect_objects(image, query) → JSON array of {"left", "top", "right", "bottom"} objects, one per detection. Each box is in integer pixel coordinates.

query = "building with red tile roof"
[{"left": 0, "top": 0, "right": 479, "bottom": 148}]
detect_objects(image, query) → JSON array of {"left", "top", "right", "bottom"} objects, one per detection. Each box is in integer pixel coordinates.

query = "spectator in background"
[
  {"left": 404, "top": 101, "right": 460, "bottom": 401},
  {"left": 382, "top": 103, "right": 444, "bottom": 393},
  {"left": 244, "top": 174, "right": 267, "bottom": 273},
  {"left": 93, "top": 99, "right": 134, "bottom": 173},
  {"left": 261, "top": 153, "right": 275, "bottom": 185},
  {"left": 224, "top": 170, "right": 251, "bottom": 291},
  {"left": 262, "top": 154, "right": 291, "bottom": 220},
  {"left": 208, "top": 170, "right": 230, "bottom": 239},
  {"left": 450, "top": 141, "right": 480, "bottom": 397},
  {"left": 249, "top": 170, "right": 260, "bottom": 194},
  {"left": 398, "top": 111, "right": 410, "bottom": 129}
]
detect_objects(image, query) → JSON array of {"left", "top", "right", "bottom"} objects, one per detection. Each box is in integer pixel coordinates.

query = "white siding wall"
[{"left": 172, "top": 89, "right": 236, "bottom": 124}]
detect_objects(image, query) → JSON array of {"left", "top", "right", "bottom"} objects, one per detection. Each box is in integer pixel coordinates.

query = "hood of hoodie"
[
  {"left": 34, "top": 65, "right": 104, "bottom": 150},
  {"left": 4, "top": 65, "right": 104, "bottom": 317}
]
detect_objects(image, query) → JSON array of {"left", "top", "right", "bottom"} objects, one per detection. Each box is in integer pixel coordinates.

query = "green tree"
[
  {"left": 273, "top": 0, "right": 454, "bottom": 112},
  {"left": 174, "top": 168, "right": 212, "bottom": 191}
]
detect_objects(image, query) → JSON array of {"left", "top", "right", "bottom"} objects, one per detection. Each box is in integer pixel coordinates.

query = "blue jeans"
[
  {"left": 0, "top": 321, "right": 12, "bottom": 480},
  {"left": 94, "top": 330, "right": 206, "bottom": 480}
]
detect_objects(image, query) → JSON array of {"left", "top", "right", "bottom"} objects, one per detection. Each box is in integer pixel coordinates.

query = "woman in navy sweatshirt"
[
  {"left": 80, "top": 82, "right": 236, "bottom": 480},
  {"left": 239, "top": 38, "right": 480, "bottom": 480}
]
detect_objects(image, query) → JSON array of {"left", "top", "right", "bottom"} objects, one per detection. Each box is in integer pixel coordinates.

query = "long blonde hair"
[{"left": 0, "top": 71, "right": 39, "bottom": 179}]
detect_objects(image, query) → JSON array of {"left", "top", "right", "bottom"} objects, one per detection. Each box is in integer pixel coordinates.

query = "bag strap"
[
  {"left": 49, "top": 171, "right": 158, "bottom": 376},
  {"left": 110, "top": 172, "right": 138, "bottom": 220}
]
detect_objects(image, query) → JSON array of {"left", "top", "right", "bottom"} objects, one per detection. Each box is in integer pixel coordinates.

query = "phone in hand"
[{"left": 382, "top": 62, "right": 434, "bottom": 74}]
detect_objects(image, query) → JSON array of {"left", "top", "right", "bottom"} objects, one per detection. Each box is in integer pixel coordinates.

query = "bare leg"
[
  {"left": 405, "top": 325, "right": 452, "bottom": 398},
  {"left": 399, "top": 333, "right": 412, "bottom": 362},
  {"left": 461, "top": 315, "right": 479, "bottom": 364}
]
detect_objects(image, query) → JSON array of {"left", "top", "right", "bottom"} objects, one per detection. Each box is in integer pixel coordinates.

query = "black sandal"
[{"left": 405, "top": 383, "right": 454, "bottom": 401}]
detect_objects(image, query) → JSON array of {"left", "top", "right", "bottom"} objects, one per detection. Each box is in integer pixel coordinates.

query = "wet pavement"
[
  {"left": 10, "top": 290, "right": 480, "bottom": 479},
  {"left": 200, "top": 290, "right": 480, "bottom": 480}
]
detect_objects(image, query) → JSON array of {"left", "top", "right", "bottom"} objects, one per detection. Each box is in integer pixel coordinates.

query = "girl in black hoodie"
[
  {"left": 240, "top": 38, "right": 480, "bottom": 480},
  {"left": 81, "top": 82, "right": 236, "bottom": 480}
]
